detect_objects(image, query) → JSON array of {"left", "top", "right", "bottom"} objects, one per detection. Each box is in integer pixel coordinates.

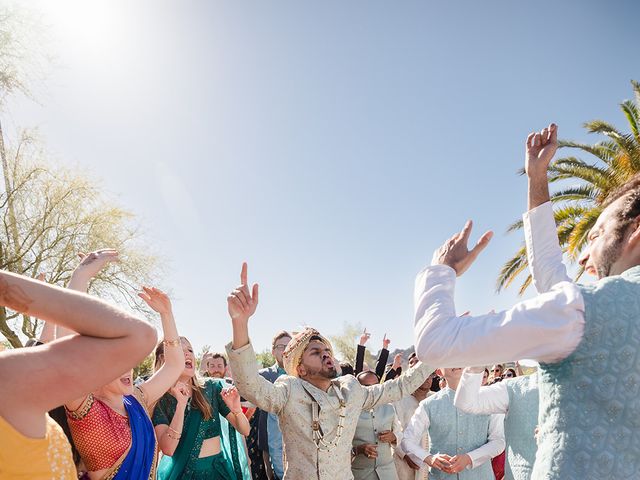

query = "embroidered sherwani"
[{"left": 226, "top": 342, "right": 432, "bottom": 480}]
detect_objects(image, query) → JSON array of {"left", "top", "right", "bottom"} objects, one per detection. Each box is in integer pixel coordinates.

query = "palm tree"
[{"left": 497, "top": 80, "right": 640, "bottom": 294}]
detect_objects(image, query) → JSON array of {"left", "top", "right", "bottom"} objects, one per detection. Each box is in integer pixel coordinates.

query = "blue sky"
[{"left": 7, "top": 0, "right": 640, "bottom": 356}]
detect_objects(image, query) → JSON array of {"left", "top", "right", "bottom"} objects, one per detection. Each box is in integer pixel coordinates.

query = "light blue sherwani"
[
  {"left": 504, "top": 374, "right": 538, "bottom": 480},
  {"left": 401, "top": 388, "right": 504, "bottom": 480},
  {"left": 535, "top": 267, "right": 640, "bottom": 479}
]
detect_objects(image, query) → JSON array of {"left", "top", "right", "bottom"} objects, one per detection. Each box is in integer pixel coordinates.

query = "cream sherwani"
[
  {"left": 393, "top": 395, "right": 429, "bottom": 480},
  {"left": 226, "top": 341, "right": 432, "bottom": 480}
]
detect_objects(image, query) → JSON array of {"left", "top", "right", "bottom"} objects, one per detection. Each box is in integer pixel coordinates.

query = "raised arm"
[
  {"left": 524, "top": 124, "right": 571, "bottom": 292},
  {"left": 375, "top": 334, "right": 390, "bottom": 380},
  {"left": 355, "top": 329, "right": 370, "bottom": 375},
  {"left": 0, "top": 270, "right": 157, "bottom": 438},
  {"left": 453, "top": 368, "right": 509, "bottom": 415},
  {"left": 58, "top": 249, "right": 120, "bottom": 339},
  {"left": 415, "top": 222, "right": 585, "bottom": 367},
  {"left": 137, "top": 287, "right": 184, "bottom": 406},
  {"left": 361, "top": 362, "right": 432, "bottom": 411},
  {"left": 226, "top": 263, "right": 289, "bottom": 414}
]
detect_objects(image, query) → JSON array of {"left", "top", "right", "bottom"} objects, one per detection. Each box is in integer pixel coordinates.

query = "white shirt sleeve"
[
  {"left": 466, "top": 413, "right": 505, "bottom": 469},
  {"left": 523, "top": 201, "right": 572, "bottom": 293},
  {"left": 414, "top": 265, "right": 585, "bottom": 366},
  {"left": 392, "top": 413, "right": 404, "bottom": 456},
  {"left": 399, "top": 400, "right": 430, "bottom": 468},
  {"left": 454, "top": 371, "right": 509, "bottom": 415}
]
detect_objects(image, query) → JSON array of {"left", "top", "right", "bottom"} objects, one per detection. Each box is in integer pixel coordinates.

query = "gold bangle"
[
  {"left": 163, "top": 338, "right": 181, "bottom": 347},
  {"left": 168, "top": 426, "right": 181, "bottom": 436}
]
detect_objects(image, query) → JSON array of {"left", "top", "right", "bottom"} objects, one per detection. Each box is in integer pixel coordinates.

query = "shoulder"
[
  {"left": 65, "top": 394, "right": 95, "bottom": 421},
  {"left": 424, "top": 388, "right": 448, "bottom": 406}
]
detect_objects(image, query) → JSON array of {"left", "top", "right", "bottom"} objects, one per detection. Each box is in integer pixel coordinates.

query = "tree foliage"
[
  {"left": 0, "top": 130, "right": 163, "bottom": 347},
  {"left": 498, "top": 80, "right": 640, "bottom": 293}
]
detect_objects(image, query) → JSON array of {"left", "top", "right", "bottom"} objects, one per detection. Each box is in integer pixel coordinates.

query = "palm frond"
[
  {"left": 548, "top": 158, "right": 614, "bottom": 191},
  {"left": 549, "top": 184, "right": 598, "bottom": 202},
  {"left": 621, "top": 99, "right": 640, "bottom": 142},
  {"left": 559, "top": 140, "right": 616, "bottom": 164},
  {"left": 632, "top": 80, "right": 640, "bottom": 110},
  {"left": 496, "top": 244, "right": 528, "bottom": 292},
  {"left": 566, "top": 207, "right": 602, "bottom": 259},
  {"left": 506, "top": 218, "right": 523, "bottom": 233},
  {"left": 517, "top": 274, "right": 533, "bottom": 296}
]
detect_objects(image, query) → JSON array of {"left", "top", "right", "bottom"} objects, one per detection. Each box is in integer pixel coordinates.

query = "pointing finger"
[
  {"left": 240, "top": 262, "right": 248, "bottom": 285},
  {"left": 460, "top": 220, "right": 473, "bottom": 244},
  {"left": 469, "top": 230, "right": 493, "bottom": 262}
]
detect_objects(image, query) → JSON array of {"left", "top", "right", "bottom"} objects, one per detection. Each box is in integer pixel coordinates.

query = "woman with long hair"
[
  {"left": 0, "top": 265, "right": 157, "bottom": 478},
  {"left": 61, "top": 250, "right": 185, "bottom": 480},
  {"left": 152, "top": 337, "right": 251, "bottom": 480}
]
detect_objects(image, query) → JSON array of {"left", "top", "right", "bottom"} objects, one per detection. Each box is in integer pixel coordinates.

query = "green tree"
[
  {"left": 0, "top": 131, "right": 163, "bottom": 347},
  {"left": 498, "top": 80, "right": 640, "bottom": 294},
  {"left": 329, "top": 322, "right": 376, "bottom": 367},
  {"left": 256, "top": 349, "right": 275, "bottom": 368}
]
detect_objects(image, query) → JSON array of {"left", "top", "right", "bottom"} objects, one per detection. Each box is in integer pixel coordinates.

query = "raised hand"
[
  {"left": 71, "top": 249, "right": 119, "bottom": 285},
  {"left": 221, "top": 386, "right": 242, "bottom": 412},
  {"left": 382, "top": 333, "right": 391, "bottom": 350},
  {"left": 227, "top": 263, "right": 259, "bottom": 325},
  {"left": 359, "top": 328, "right": 371, "bottom": 346},
  {"left": 432, "top": 220, "right": 493, "bottom": 276},
  {"left": 138, "top": 286, "right": 173, "bottom": 316},
  {"left": 525, "top": 123, "right": 558, "bottom": 177},
  {"left": 392, "top": 353, "right": 402, "bottom": 371},
  {"left": 170, "top": 381, "right": 190, "bottom": 407}
]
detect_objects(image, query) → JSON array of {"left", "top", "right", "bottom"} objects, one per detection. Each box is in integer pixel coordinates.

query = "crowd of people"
[{"left": 1, "top": 122, "right": 640, "bottom": 480}]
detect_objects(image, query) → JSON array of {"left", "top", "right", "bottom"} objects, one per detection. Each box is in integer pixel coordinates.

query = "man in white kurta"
[
  {"left": 454, "top": 369, "right": 538, "bottom": 480},
  {"left": 400, "top": 368, "right": 504, "bottom": 479},
  {"left": 412, "top": 124, "right": 640, "bottom": 478},
  {"left": 393, "top": 373, "right": 434, "bottom": 480},
  {"left": 225, "top": 264, "right": 433, "bottom": 480}
]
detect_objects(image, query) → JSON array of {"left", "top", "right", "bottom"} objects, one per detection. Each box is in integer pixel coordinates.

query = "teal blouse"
[{"left": 152, "top": 378, "right": 231, "bottom": 441}]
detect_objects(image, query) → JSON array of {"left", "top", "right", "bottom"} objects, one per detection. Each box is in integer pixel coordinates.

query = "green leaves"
[{"left": 498, "top": 80, "right": 640, "bottom": 293}]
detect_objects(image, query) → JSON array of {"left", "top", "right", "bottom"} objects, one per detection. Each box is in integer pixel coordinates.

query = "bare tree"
[{"left": 0, "top": 129, "right": 163, "bottom": 347}]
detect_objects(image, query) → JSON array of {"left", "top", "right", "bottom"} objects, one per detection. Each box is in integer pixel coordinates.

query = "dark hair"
[
  {"left": 603, "top": 174, "right": 640, "bottom": 228},
  {"left": 210, "top": 353, "right": 227, "bottom": 367},
  {"left": 504, "top": 367, "right": 517, "bottom": 377},
  {"left": 272, "top": 330, "right": 292, "bottom": 350},
  {"left": 408, "top": 352, "right": 417, "bottom": 359},
  {"left": 339, "top": 362, "right": 354, "bottom": 376},
  {"left": 356, "top": 370, "right": 380, "bottom": 383}
]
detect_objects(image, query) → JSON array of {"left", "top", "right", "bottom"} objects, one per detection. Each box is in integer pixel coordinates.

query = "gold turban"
[{"left": 282, "top": 327, "right": 334, "bottom": 377}]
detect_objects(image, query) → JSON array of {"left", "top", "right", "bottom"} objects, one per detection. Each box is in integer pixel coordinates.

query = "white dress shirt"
[
  {"left": 400, "top": 389, "right": 505, "bottom": 469},
  {"left": 414, "top": 202, "right": 586, "bottom": 367},
  {"left": 453, "top": 371, "right": 509, "bottom": 415}
]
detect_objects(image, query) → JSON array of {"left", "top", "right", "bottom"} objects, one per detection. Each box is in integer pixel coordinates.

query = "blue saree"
[{"left": 112, "top": 395, "right": 157, "bottom": 480}]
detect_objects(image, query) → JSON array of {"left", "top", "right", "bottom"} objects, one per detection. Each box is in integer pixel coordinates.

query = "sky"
[{"left": 5, "top": 0, "right": 640, "bottom": 357}]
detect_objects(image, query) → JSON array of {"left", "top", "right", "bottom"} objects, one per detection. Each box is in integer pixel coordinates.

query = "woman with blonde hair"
[{"left": 153, "top": 336, "right": 251, "bottom": 479}]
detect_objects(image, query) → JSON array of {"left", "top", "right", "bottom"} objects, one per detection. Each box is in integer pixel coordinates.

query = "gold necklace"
[{"left": 310, "top": 384, "right": 347, "bottom": 451}]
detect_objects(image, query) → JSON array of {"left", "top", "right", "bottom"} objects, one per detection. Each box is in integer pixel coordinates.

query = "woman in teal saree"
[{"left": 152, "top": 338, "right": 251, "bottom": 480}]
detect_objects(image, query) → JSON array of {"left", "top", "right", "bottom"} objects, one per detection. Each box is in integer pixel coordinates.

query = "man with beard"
[
  {"left": 413, "top": 123, "right": 640, "bottom": 479},
  {"left": 206, "top": 353, "right": 229, "bottom": 379},
  {"left": 400, "top": 368, "right": 504, "bottom": 479},
  {"left": 225, "top": 264, "right": 433, "bottom": 480}
]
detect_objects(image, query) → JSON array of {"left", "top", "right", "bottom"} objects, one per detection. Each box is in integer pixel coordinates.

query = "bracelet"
[
  {"left": 231, "top": 411, "right": 244, "bottom": 416},
  {"left": 167, "top": 427, "right": 181, "bottom": 440},
  {"left": 163, "top": 338, "right": 181, "bottom": 347},
  {"left": 168, "top": 426, "right": 181, "bottom": 436}
]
